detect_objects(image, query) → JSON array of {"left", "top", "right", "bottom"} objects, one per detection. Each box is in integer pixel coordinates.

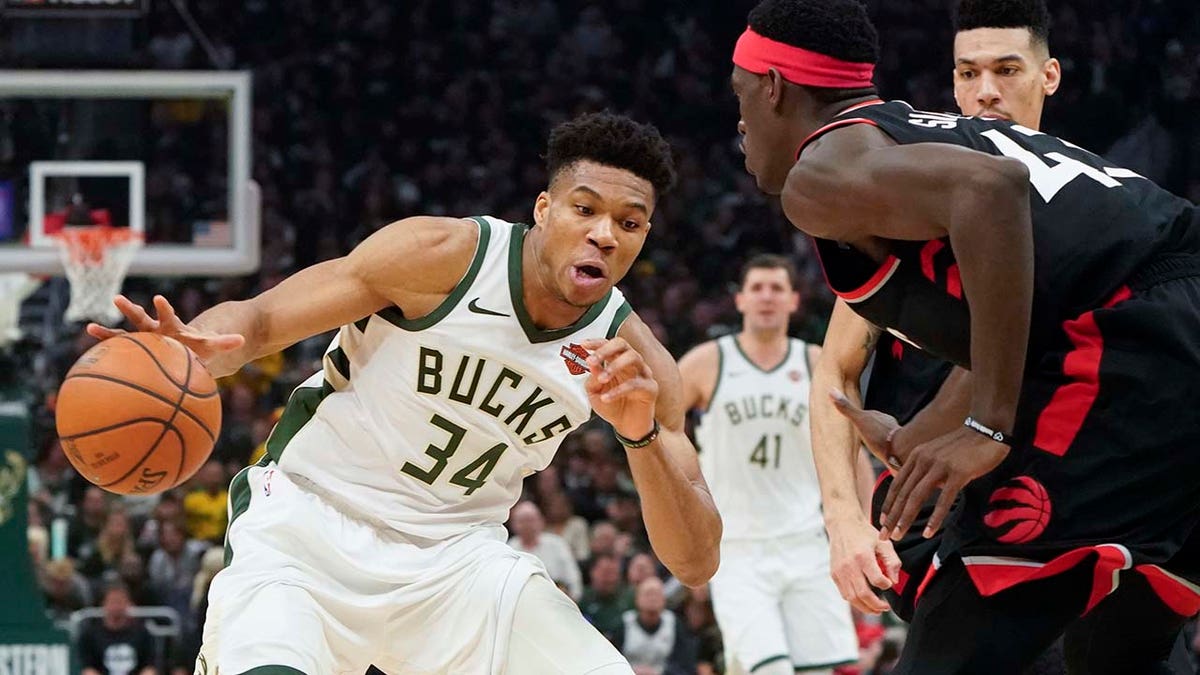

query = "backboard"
[{"left": 0, "top": 70, "right": 258, "bottom": 276}]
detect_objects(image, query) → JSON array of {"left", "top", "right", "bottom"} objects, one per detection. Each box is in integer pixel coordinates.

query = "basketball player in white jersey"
[
  {"left": 677, "top": 255, "right": 864, "bottom": 675},
  {"left": 88, "top": 112, "right": 723, "bottom": 674}
]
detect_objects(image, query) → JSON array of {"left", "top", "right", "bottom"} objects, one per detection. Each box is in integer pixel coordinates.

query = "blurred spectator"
[
  {"left": 507, "top": 500, "right": 582, "bottom": 600},
  {"left": 587, "top": 520, "right": 620, "bottom": 564},
  {"left": 78, "top": 582, "right": 157, "bottom": 675},
  {"left": 625, "top": 552, "right": 657, "bottom": 588},
  {"left": 579, "top": 553, "right": 634, "bottom": 645},
  {"left": 70, "top": 486, "right": 110, "bottom": 561},
  {"left": 182, "top": 460, "right": 228, "bottom": 545},
  {"left": 682, "top": 588, "right": 723, "bottom": 675},
  {"left": 542, "top": 490, "right": 590, "bottom": 562},
  {"left": 613, "top": 576, "right": 697, "bottom": 675},
  {"left": 80, "top": 508, "right": 137, "bottom": 590},
  {"left": 105, "top": 551, "right": 160, "bottom": 608},
  {"left": 146, "top": 521, "right": 208, "bottom": 618},
  {"left": 136, "top": 494, "right": 184, "bottom": 555},
  {"left": 41, "top": 557, "right": 91, "bottom": 625}
]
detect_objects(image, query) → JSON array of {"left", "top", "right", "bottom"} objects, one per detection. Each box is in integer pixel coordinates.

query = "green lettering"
[
  {"left": 417, "top": 347, "right": 443, "bottom": 395},
  {"left": 524, "top": 415, "right": 572, "bottom": 445},
  {"left": 725, "top": 402, "right": 742, "bottom": 425},
  {"left": 448, "top": 356, "right": 486, "bottom": 405},
  {"left": 504, "top": 387, "right": 555, "bottom": 435},
  {"left": 480, "top": 368, "right": 523, "bottom": 417}
]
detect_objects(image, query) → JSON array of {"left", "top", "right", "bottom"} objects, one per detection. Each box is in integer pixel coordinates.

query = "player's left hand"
[
  {"left": 880, "top": 426, "right": 1009, "bottom": 540},
  {"left": 580, "top": 338, "right": 657, "bottom": 443}
]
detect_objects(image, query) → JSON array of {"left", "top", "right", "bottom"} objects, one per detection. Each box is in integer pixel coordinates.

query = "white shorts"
[
  {"left": 197, "top": 463, "right": 630, "bottom": 675},
  {"left": 710, "top": 532, "right": 858, "bottom": 674}
]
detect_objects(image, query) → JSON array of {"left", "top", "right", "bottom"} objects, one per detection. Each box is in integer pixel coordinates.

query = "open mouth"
[{"left": 575, "top": 264, "right": 605, "bottom": 280}]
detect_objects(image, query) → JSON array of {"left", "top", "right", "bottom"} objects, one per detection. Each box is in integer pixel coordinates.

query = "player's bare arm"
[
  {"left": 810, "top": 300, "right": 898, "bottom": 613},
  {"left": 676, "top": 340, "right": 720, "bottom": 412},
  {"left": 87, "top": 216, "right": 480, "bottom": 377},
  {"left": 785, "top": 123, "right": 1033, "bottom": 541},
  {"left": 581, "top": 313, "right": 722, "bottom": 587}
]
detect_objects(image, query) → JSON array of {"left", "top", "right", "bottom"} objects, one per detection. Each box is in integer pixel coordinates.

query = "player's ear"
[
  {"left": 766, "top": 67, "right": 786, "bottom": 111},
  {"left": 788, "top": 290, "right": 801, "bottom": 312},
  {"left": 1042, "top": 58, "right": 1062, "bottom": 97},
  {"left": 533, "top": 191, "right": 550, "bottom": 226}
]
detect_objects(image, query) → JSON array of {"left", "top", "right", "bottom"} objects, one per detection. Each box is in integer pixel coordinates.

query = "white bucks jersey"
[
  {"left": 266, "top": 217, "right": 630, "bottom": 540},
  {"left": 694, "top": 335, "right": 823, "bottom": 540}
]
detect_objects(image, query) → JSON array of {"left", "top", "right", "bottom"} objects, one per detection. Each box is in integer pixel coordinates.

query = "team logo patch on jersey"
[
  {"left": 983, "top": 476, "right": 1052, "bottom": 544},
  {"left": 560, "top": 343, "right": 590, "bottom": 375},
  {"left": 788, "top": 369, "right": 803, "bottom": 382}
]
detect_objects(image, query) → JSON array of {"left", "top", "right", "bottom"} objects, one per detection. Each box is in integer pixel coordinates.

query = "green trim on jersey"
[
  {"left": 702, "top": 338, "right": 725, "bottom": 414},
  {"left": 222, "top": 456, "right": 269, "bottom": 566},
  {"left": 605, "top": 300, "right": 632, "bottom": 339},
  {"left": 802, "top": 339, "right": 813, "bottom": 377},
  {"left": 376, "top": 216, "right": 493, "bottom": 331},
  {"left": 733, "top": 333, "right": 793, "bottom": 374},
  {"left": 749, "top": 654, "right": 790, "bottom": 672},
  {"left": 507, "top": 223, "right": 612, "bottom": 344},
  {"left": 327, "top": 346, "right": 350, "bottom": 381},
  {"left": 353, "top": 315, "right": 370, "bottom": 332},
  {"left": 795, "top": 658, "right": 857, "bottom": 671},
  {"left": 265, "top": 384, "right": 331, "bottom": 462}
]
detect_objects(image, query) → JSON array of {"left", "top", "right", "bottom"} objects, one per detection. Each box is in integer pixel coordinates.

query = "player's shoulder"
[{"left": 678, "top": 338, "right": 720, "bottom": 367}]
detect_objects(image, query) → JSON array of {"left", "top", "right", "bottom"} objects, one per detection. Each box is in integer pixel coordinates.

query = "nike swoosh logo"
[{"left": 468, "top": 298, "right": 509, "bottom": 317}]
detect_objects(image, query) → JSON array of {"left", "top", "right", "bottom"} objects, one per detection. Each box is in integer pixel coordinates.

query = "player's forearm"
[
  {"left": 892, "top": 366, "right": 972, "bottom": 456},
  {"left": 626, "top": 432, "right": 722, "bottom": 587},
  {"left": 949, "top": 158, "right": 1033, "bottom": 431},
  {"left": 811, "top": 362, "right": 869, "bottom": 525},
  {"left": 188, "top": 300, "right": 271, "bottom": 377}
]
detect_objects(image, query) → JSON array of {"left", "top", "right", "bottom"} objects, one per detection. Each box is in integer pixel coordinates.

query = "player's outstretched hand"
[
  {"left": 579, "top": 338, "right": 658, "bottom": 444},
  {"left": 86, "top": 294, "right": 245, "bottom": 363},
  {"left": 829, "top": 389, "right": 901, "bottom": 466},
  {"left": 828, "top": 517, "right": 900, "bottom": 614},
  {"left": 880, "top": 426, "right": 1009, "bottom": 541}
]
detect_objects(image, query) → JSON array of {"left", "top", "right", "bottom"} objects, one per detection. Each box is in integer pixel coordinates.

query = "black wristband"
[
  {"left": 964, "top": 416, "right": 1013, "bottom": 446},
  {"left": 615, "top": 421, "right": 660, "bottom": 449}
]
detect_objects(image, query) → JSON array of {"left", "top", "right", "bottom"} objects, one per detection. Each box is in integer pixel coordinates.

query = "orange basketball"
[{"left": 56, "top": 333, "right": 222, "bottom": 495}]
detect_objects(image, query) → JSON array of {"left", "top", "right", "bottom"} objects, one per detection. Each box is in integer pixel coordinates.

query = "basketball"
[
  {"left": 983, "top": 476, "right": 1053, "bottom": 544},
  {"left": 55, "top": 333, "right": 222, "bottom": 495}
]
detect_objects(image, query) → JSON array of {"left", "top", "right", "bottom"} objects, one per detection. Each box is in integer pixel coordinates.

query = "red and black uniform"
[{"left": 805, "top": 100, "right": 1200, "bottom": 671}]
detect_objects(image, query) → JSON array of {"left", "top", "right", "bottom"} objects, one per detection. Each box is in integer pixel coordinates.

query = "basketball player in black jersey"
[
  {"left": 731, "top": 1, "right": 1200, "bottom": 673},
  {"left": 814, "top": 0, "right": 1062, "bottom": 624}
]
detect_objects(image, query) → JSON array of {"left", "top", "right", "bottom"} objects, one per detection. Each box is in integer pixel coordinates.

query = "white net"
[{"left": 52, "top": 227, "right": 143, "bottom": 324}]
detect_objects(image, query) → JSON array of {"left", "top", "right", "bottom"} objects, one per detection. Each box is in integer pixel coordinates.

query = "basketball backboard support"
[{"left": 0, "top": 70, "right": 258, "bottom": 276}]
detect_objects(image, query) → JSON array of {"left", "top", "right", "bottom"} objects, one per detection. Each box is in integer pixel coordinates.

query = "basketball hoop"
[{"left": 51, "top": 225, "right": 142, "bottom": 324}]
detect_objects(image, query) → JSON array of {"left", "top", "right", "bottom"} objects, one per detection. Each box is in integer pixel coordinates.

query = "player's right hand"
[
  {"left": 86, "top": 294, "right": 245, "bottom": 363},
  {"left": 828, "top": 517, "right": 901, "bottom": 615}
]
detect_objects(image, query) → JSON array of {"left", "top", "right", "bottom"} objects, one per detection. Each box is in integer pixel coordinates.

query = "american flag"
[{"left": 192, "top": 219, "right": 232, "bottom": 247}]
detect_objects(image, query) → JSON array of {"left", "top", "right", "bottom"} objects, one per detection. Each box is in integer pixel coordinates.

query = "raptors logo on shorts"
[{"left": 984, "top": 476, "right": 1052, "bottom": 544}]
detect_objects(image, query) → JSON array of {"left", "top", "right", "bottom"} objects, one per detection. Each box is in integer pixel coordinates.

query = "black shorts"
[{"left": 942, "top": 261, "right": 1200, "bottom": 614}]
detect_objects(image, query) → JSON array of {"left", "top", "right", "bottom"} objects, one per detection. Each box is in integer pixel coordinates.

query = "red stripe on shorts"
[{"left": 1032, "top": 286, "right": 1132, "bottom": 456}]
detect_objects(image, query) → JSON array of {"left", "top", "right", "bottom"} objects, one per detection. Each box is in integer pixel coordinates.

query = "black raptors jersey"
[{"left": 806, "top": 100, "right": 1200, "bottom": 369}]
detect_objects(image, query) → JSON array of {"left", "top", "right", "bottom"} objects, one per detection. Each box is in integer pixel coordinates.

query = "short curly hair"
[
  {"left": 954, "top": 0, "right": 1051, "bottom": 48},
  {"left": 747, "top": 0, "right": 879, "bottom": 65},
  {"left": 545, "top": 112, "right": 677, "bottom": 198}
]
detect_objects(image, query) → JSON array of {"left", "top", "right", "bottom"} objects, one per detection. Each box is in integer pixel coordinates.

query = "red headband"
[{"left": 732, "top": 27, "right": 874, "bottom": 89}]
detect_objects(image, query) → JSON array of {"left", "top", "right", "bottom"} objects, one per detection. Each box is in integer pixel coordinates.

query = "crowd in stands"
[{"left": 7, "top": 0, "right": 1199, "bottom": 673}]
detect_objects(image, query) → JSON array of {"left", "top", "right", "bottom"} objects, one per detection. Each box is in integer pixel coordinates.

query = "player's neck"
[
  {"left": 519, "top": 234, "right": 591, "bottom": 329},
  {"left": 735, "top": 330, "right": 789, "bottom": 369}
]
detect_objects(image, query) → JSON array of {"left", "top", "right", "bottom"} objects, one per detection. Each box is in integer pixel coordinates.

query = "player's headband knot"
[{"left": 732, "top": 27, "right": 875, "bottom": 89}]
